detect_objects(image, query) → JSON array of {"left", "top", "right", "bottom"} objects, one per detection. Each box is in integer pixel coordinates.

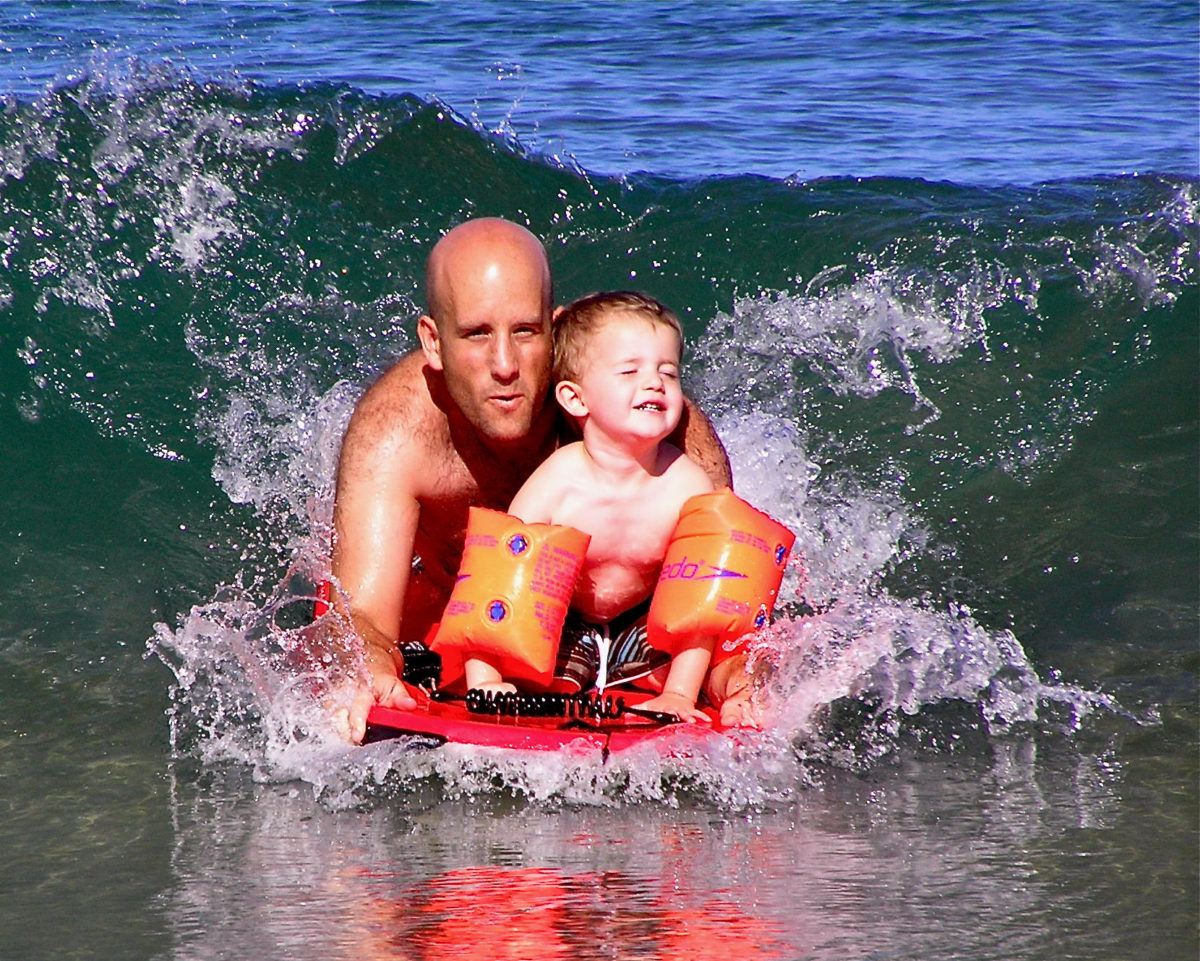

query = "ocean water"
[{"left": 1, "top": 3, "right": 1196, "bottom": 960}]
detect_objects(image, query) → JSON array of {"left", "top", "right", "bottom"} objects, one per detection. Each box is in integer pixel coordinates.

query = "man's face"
[
  {"left": 572, "top": 315, "right": 684, "bottom": 447},
  {"left": 426, "top": 267, "right": 553, "bottom": 446}
]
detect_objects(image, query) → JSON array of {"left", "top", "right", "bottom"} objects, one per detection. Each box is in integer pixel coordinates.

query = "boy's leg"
[
  {"left": 551, "top": 616, "right": 601, "bottom": 693},
  {"left": 604, "top": 615, "right": 670, "bottom": 690}
]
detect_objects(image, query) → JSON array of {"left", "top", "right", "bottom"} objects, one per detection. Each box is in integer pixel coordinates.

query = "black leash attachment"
[
  {"left": 459, "top": 689, "right": 677, "bottom": 725},
  {"left": 399, "top": 642, "right": 442, "bottom": 690}
]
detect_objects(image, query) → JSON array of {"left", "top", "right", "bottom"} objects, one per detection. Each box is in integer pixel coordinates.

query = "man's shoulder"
[
  {"left": 348, "top": 352, "right": 441, "bottom": 444},
  {"left": 339, "top": 352, "right": 447, "bottom": 483},
  {"left": 356, "top": 351, "right": 427, "bottom": 409}
]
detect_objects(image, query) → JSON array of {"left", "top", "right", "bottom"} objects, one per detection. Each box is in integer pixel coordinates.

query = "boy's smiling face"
[{"left": 560, "top": 311, "right": 684, "bottom": 448}]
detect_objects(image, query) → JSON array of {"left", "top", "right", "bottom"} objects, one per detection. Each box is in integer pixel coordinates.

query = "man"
[{"left": 327, "top": 218, "right": 732, "bottom": 742}]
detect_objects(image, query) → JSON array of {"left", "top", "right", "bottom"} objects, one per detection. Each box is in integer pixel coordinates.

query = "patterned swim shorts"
[{"left": 552, "top": 600, "right": 671, "bottom": 693}]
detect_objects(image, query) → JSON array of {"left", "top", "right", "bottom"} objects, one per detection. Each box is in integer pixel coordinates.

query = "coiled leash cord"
[{"left": 459, "top": 689, "right": 675, "bottom": 725}]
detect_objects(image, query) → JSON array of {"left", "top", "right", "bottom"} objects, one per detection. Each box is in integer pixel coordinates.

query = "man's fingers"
[
  {"left": 346, "top": 687, "right": 376, "bottom": 745},
  {"left": 329, "top": 670, "right": 417, "bottom": 746},
  {"left": 720, "top": 700, "right": 764, "bottom": 729},
  {"left": 331, "top": 705, "right": 354, "bottom": 742},
  {"left": 373, "top": 674, "right": 417, "bottom": 711}
]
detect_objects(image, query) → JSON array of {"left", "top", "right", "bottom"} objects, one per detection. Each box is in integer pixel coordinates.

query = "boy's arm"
[
  {"left": 508, "top": 448, "right": 571, "bottom": 522},
  {"left": 631, "top": 453, "right": 719, "bottom": 722},
  {"left": 507, "top": 478, "right": 550, "bottom": 523},
  {"left": 663, "top": 443, "right": 717, "bottom": 500},
  {"left": 637, "top": 645, "right": 713, "bottom": 724}
]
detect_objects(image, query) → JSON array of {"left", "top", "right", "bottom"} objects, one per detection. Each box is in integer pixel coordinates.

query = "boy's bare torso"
[{"left": 524, "top": 441, "right": 698, "bottom": 623}]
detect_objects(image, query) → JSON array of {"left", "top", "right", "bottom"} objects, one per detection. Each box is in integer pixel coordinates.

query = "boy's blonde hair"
[{"left": 553, "top": 290, "right": 685, "bottom": 383}]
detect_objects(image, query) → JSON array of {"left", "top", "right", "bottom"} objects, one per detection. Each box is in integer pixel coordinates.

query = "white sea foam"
[{"left": 690, "top": 263, "right": 993, "bottom": 435}]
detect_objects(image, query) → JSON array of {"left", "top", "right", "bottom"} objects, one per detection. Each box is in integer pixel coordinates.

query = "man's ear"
[
  {"left": 551, "top": 304, "right": 565, "bottom": 324},
  {"left": 417, "top": 314, "right": 443, "bottom": 371},
  {"left": 554, "top": 379, "right": 588, "bottom": 418}
]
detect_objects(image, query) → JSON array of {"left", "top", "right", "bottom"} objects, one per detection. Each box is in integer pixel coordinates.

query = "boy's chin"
[
  {"left": 634, "top": 427, "right": 677, "bottom": 449},
  {"left": 625, "top": 417, "right": 675, "bottom": 439},
  {"left": 603, "top": 431, "right": 668, "bottom": 454},
  {"left": 590, "top": 416, "right": 678, "bottom": 450}
]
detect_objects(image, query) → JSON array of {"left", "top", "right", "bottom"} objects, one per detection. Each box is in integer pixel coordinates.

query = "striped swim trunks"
[{"left": 551, "top": 600, "right": 670, "bottom": 693}]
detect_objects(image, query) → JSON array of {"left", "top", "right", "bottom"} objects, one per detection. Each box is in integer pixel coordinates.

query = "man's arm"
[
  {"left": 327, "top": 368, "right": 423, "bottom": 742},
  {"left": 672, "top": 395, "right": 732, "bottom": 488}
]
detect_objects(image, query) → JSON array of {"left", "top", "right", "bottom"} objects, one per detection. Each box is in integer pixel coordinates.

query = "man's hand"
[
  {"left": 717, "top": 686, "right": 764, "bottom": 729},
  {"left": 332, "top": 635, "right": 417, "bottom": 744},
  {"left": 704, "top": 652, "right": 766, "bottom": 729}
]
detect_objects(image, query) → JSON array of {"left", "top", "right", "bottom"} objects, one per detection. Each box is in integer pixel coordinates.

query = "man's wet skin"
[{"left": 328, "top": 219, "right": 561, "bottom": 741}]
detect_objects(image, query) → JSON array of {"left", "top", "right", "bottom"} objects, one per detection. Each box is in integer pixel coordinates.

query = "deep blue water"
[{"left": 1, "top": 0, "right": 1196, "bottom": 182}]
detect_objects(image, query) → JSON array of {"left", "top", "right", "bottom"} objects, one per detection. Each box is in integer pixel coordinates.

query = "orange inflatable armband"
[
  {"left": 647, "top": 489, "right": 796, "bottom": 665},
  {"left": 431, "top": 508, "right": 590, "bottom": 688}
]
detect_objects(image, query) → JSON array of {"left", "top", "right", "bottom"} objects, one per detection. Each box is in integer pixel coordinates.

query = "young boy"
[{"left": 462, "top": 291, "right": 717, "bottom": 722}]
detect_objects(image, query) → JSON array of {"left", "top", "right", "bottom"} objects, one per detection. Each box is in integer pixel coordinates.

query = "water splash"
[
  {"left": 691, "top": 257, "right": 1001, "bottom": 437},
  {"left": 70, "top": 73, "right": 1172, "bottom": 807},
  {"left": 150, "top": 261, "right": 1151, "bottom": 809},
  {"left": 150, "top": 382, "right": 1134, "bottom": 810}
]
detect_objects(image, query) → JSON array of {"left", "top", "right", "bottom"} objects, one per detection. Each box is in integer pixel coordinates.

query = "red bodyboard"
[{"left": 365, "top": 692, "right": 723, "bottom": 755}]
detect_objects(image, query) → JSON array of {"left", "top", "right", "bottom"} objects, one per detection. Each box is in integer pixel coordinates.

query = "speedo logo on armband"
[{"left": 658, "top": 556, "right": 747, "bottom": 582}]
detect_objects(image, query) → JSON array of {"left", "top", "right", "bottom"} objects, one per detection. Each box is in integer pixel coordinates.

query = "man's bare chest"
[{"left": 412, "top": 456, "right": 533, "bottom": 577}]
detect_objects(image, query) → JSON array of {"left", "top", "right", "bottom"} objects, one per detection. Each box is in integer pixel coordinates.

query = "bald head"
[
  {"left": 416, "top": 218, "right": 556, "bottom": 447},
  {"left": 425, "top": 218, "right": 552, "bottom": 327}
]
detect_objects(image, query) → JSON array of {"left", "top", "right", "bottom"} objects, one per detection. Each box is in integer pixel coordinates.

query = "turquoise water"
[{"left": 1, "top": 3, "right": 1196, "bottom": 959}]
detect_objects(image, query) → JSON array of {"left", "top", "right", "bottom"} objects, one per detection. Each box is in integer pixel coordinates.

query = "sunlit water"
[{"left": 1, "top": 2, "right": 1196, "bottom": 959}]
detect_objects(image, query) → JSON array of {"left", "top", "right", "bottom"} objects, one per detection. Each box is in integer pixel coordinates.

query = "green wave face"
[{"left": 1, "top": 73, "right": 1196, "bottom": 775}]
